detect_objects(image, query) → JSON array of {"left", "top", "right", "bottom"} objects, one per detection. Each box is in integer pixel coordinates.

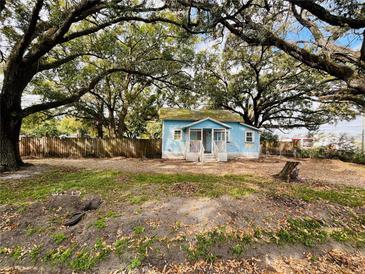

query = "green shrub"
[
  {"left": 352, "top": 152, "right": 365, "bottom": 164},
  {"left": 300, "top": 148, "right": 365, "bottom": 165}
]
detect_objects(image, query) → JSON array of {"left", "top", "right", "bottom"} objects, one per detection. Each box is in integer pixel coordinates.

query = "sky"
[{"left": 275, "top": 116, "right": 364, "bottom": 141}]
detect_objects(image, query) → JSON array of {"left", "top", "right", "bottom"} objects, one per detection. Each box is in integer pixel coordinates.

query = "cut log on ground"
[{"left": 275, "top": 161, "right": 300, "bottom": 182}]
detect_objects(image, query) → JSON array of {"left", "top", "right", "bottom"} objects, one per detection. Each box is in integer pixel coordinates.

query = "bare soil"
[
  {"left": 1, "top": 190, "right": 364, "bottom": 273},
  {"left": 1, "top": 157, "right": 365, "bottom": 273},
  {"left": 0, "top": 164, "right": 47, "bottom": 180},
  {"left": 16, "top": 156, "right": 365, "bottom": 188}
]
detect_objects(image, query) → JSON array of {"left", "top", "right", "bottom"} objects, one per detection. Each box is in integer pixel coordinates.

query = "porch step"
[{"left": 203, "top": 154, "right": 217, "bottom": 162}]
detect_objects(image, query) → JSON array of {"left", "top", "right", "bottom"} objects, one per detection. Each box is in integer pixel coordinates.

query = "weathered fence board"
[
  {"left": 19, "top": 137, "right": 161, "bottom": 158},
  {"left": 261, "top": 141, "right": 296, "bottom": 156}
]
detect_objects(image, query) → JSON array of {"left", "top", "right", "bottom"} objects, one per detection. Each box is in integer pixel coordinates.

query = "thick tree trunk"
[
  {"left": 0, "top": 62, "right": 34, "bottom": 170},
  {"left": 96, "top": 120, "right": 103, "bottom": 138},
  {"left": 95, "top": 102, "right": 105, "bottom": 138},
  {"left": 110, "top": 116, "right": 117, "bottom": 137},
  {"left": 116, "top": 112, "right": 128, "bottom": 137},
  {"left": 0, "top": 96, "right": 24, "bottom": 169}
]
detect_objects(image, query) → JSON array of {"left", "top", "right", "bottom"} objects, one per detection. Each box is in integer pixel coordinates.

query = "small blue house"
[{"left": 160, "top": 108, "right": 261, "bottom": 162}]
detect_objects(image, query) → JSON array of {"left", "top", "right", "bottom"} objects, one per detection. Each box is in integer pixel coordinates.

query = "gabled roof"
[
  {"left": 239, "top": 123, "right": 261, "bottom": 131},
  {"left": 182, "top": 117, "right": 231, "bottom": 129},
  {"left": 159, "top": 108, "right": 243, "bottom": 122}
]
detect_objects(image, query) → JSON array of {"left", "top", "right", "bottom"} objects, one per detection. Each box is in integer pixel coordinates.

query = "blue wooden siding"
[
  {"left": 162, "top": 120, "right": 191, "bottom": 155},
  {"left": 225, "top": 122, "right": 260, "bottom": 154},
  {"left": 162, "top": 119, "right": 260, "bottom": 157}
]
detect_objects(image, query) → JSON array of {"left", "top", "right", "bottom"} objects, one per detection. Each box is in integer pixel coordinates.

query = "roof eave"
[
  {"left": 162, "top": 118, "right": 240, "bottom": 122},
  {"left": 239, "top": 123, "right": 261, "bottom": 131},
  {"left": 182, "top": 117, "right": 231, "bottom": 129}
]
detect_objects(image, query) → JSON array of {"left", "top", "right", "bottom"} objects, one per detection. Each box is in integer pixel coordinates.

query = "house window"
[
  {"left": 190, "top": 129, "right": 201, "bottom": 140},
  {"left": 226, "top": 130, "right": 230, "bottom": 143},
  {"left": 245, "top": 131, "right": 254, "bottom": 143},
  {"left": 174, "top": 129, "right": 182, "bottom": 141},
  {"left": 214, "top": 130, "right": 224, "bottom": 141}
]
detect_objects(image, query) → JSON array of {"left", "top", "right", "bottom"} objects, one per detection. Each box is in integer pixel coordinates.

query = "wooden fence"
[
  {"left": 261, "top": 141, "right": 296, "bottom": 156},
  {"left": 19, "top": 137, "right": 161, "bottom": 158}
]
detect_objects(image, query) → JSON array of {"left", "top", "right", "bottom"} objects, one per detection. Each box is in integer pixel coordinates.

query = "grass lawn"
[{"left": 1, "top": 166, "right": 365, "bottom": 273}]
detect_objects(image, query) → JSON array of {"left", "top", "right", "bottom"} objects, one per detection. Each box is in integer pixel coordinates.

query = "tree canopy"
[
  {"left": 177, "top": 0, "right": 365, "bottom": 106},
  {"left": 33, "top": 20, "right": 196, "bottom": 138},
  {"left": 195, "top": 38, "right": 356, "bottom": 129},
  {"left": 0, "top": 0, "right": 364, "bottom": 169},
  {"left": 0, "top": 0, "right": 182, "bottom": 168}
]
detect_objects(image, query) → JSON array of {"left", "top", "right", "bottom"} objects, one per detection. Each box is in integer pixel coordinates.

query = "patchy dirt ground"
[
  {"left": 0, "top": 164, "right": 46, "bottom": 180},
  {"left": 1, "top": 159, "right": 365, "bottom": 273},
  {"left": 9, "top": 156, "right": 365, "bottom": 188},
  {"left": 1, "top": 189, "right": 364, "bottom": 273}
]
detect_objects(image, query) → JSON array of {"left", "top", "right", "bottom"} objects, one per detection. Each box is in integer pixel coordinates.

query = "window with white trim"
[
  {"left": 174, "top": 129, "right": 182, "bottom": 141},
  {"left": 226, "top": 130, "right": 230, "bottom": 143},
  {"left": 245, "top": 131, "right": 254, "bottom": 143},
  {"left": 213, "top": 129, "right": 224, "bottom": 141},
  {"left": 190, "top": 129, "right": 201, "bottom": 140}
]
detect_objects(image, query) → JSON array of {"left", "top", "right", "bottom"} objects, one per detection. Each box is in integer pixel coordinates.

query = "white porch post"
[
  {"left": 201, "top": 128, "right": 203, "bottom": 151},
  {"left": 224, "top": 128, "right": 227, "bottom": 152},
  {"left": 212, "top": 129, "right": 215, "bottom": 153},
  {"left": 187, "top": 128, "right": 190, "bottom": 155},
  {"left": 211, "top": 128, "right": 213, "bottom": 153}
]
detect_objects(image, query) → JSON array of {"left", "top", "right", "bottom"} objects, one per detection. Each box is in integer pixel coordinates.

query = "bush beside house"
[
  {"left": 298, "top": 133, "right": 365, "bottom": 164},
  {"left": 300, "top": 147, "right": 365, "bottom": 164}
]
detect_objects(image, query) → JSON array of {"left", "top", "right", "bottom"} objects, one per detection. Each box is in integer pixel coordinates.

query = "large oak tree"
[
  {"left": 41, "top": 22, "right": 195, "bottom": 138},
  {"left": 195, "top": 41, "right": 355, "bottom": 129},
  {"left": 177, "top": 0, "right": 365, "bottom": 105},
  {"left": 2, "top": 0, "right": 363, "bottom": 169},
  {"left": 0, "top": 0, "right": 181, "bottom": 169}
]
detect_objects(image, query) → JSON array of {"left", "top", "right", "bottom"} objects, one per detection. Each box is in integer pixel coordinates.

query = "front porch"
[{"left": 185, "top": 128, "right": 228, "bottom": 162}]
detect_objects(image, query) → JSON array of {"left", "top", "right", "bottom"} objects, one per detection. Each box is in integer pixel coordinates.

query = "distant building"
[
  {"left": 292, "top": 138, "right": 314, "bottom": 148},
  {"left": 279, "top": 137, "right": 314, "bottom": 149}
]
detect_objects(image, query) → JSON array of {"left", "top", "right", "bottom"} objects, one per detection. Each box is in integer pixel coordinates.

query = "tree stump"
[{"left": 275, "top": 161, "right": 300, "bottom": 182}]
